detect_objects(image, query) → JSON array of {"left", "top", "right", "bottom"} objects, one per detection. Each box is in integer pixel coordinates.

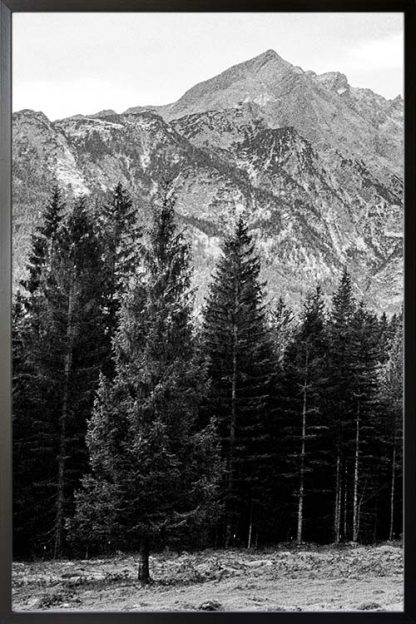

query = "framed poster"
[{"left": 1, "top": 1, "right": 415, "bottom": 622}]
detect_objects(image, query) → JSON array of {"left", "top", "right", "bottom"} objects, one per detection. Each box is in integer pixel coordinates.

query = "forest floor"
[{"left": 13, "top": 542, "right": 403, "bottom": 612}]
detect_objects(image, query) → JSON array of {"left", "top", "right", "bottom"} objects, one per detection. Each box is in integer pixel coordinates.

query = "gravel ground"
[{"left": 12, "top": 542, "right": 403, "bottom": 612}]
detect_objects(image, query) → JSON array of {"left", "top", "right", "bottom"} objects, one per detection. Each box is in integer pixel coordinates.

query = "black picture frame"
[{"left": 1, "top": 2, "right": 415, "bottom": 622}]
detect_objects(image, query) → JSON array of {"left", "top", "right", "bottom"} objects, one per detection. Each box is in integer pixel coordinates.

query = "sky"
[{"left": 13, "top": 12, "right": 403, "bottom": 120}]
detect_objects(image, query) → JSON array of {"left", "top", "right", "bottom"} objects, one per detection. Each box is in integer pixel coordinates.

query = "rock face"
[{"left": 12, "top": 49, "right": 403, "bottom": 313}]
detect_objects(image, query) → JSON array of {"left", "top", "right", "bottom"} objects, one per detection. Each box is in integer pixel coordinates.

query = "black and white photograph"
[{"left": 10, "top": 11, "right": 404, "bottom": 612}]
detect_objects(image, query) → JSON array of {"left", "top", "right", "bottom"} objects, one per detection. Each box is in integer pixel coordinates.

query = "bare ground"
[{"left": 13, "top": 542, "right": 403, "bottom": 612}]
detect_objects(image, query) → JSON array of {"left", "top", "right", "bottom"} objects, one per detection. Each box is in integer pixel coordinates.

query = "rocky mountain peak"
[
  {"left": 258, "top": 48, "right": 279, "bottom": 60},
  {"left": 246, "top": 48, "right": 288, "bottom": 68},
  {"left": 161, "top": 49, "right": 296, "bottom": 120}
]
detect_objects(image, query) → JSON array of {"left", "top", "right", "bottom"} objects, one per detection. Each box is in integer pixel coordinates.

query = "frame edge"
[{"left": 0, "top": 0, "right": 12, "bottom": 619}]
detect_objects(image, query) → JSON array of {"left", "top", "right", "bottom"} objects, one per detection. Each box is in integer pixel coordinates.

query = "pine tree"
[
  {"left": 71, "top": 192, "right": 222, "bottom": 581},
  {"left": 13, "top": 192, "right": 107, "bottom": 557},
  {"left": 327, "top": 268, "right": 357, "bottom": 543},
  {"left": 203, "top": 217, "right": 275, "bottom": 548},
  {"left": 46, "top": 198, "right": 107, "bottom": 556},
  {"left": 349, "top": 303, "right": 382, "bottom": 542},
  {"left": 13, "top": 188, "right": 66, "bottom": 555},
  {"left": 281, "top": 286, "right": 330, "bottom": 543},
  {"left": 327, "top": 271, "right": 384, "bottom": 543}
]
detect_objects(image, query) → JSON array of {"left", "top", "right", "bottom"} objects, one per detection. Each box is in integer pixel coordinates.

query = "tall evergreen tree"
[
  {"left": 348, "top": 303, "right": 383, "bottom": 542},
  {"left": 281, "top": 286, "right": 330, "bottom": 543},
  {"left": 46, "top": 199, "right": 107, "bottom": 556},
  {"left": 13, "top": 193, "right": 107, "bottom": 557},
  {"left": 327, "top": 268, "right": 357, "bottom": 542},
  {"left": 71, "top": 192, "right": 222, "bottom": 581},
  {"left": 203, "top": 217, "right": 275, "bottom": 548},
  {"left": 13, "top": 188, "right": 66, "bottom": 556},
  {"left": 327, "top": 271, "right": 384, "bottom": 543}
]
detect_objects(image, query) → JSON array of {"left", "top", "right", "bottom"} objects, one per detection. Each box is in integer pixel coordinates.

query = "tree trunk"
[
  {"left": 297, "top": 349, "right": 309, "bottom": 545},
  {"left": 54, "top": 274, "right": 76, "bottom": 559},
  {"left": 357, "top": 480, "right": 366, "bottom": 541},
  {"left": 373, "top": 500, "right": 378, "bottom": 543},
  {"left": 138, "top": 538, "right": 150, "bottom": 584},
  {"left": 389, "top": 442, "right": 397, "bottom": 541},
  {"left": 247, "top": 502, "right": 253, "bottom": 549},
  {"left": 352, "top": 400, "right": 360, "bottom": 542},
  {"left": 342, "top": 464, "right": 348, "bottom": 540},
  {"left": 334, "top": 450, "right": 341, "bottom": 543}
]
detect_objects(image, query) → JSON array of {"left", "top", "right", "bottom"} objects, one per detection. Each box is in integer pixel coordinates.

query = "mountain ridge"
[{"left": 12, "top": 49, "right": 403, "bottom": 314}]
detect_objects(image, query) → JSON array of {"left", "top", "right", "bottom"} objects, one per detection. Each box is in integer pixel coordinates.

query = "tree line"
[{"left": 13, "top": 185, "right": 403, "bottom": 580}]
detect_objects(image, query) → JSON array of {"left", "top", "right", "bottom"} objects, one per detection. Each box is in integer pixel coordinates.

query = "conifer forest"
[{"left": 12, "top": 184, "right": 403, "bottom": 585}]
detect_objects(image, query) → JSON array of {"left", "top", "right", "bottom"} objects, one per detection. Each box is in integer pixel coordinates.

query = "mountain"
[
  {"left": 127, "top": 50, "right": 403, "bottom": 178},
  {"left": 12, "top": 50, "right": 403, "bottom": 313}
]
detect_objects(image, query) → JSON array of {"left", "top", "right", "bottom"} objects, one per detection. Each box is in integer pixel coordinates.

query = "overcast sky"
[{"left": 13, "top": 12, "right": 403, "bottom": 120}]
